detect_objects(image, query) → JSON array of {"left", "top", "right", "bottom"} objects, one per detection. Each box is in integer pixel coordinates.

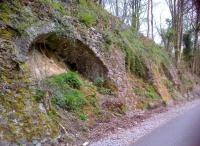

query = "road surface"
[{"left": 132, "top": 104, "right": 200, "bottom": 146}]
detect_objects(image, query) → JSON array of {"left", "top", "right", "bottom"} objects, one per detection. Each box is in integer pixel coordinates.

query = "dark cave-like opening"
[
  {"left": 66, "top": 61, "right": 78, "bottom": 71},
  {"left": 27, "top": 33, "right": 108, "bottom": 81}
]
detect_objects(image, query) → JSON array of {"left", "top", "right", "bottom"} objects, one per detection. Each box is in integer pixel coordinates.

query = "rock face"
[
  {"left": 15, "top": 18, "right": 127, "bottom": 98},
  {"left": 0, "top": 4, "right": 130, "bottom": 143},
  {"left": 27, "top": 34, "right": 109, "bottom": 82},
  {"left": 0, "top": 39, "right": 58, "bottom": 144},
  {"left": 26, "top": 48, "right": 67, "bottom": 80},
  {"left": 0, "top": 1, "right": 185, "bottom": 144},
  {"left": 143, "top": 59, "right": 172, "bottom": 103},
  {"left": 162, "top": 63, "right": 181, "bottom": 88}
]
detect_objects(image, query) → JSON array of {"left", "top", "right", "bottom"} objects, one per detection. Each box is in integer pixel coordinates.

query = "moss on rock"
[{"left": 0, "top": 39, "right": 58, "bottom": 143}]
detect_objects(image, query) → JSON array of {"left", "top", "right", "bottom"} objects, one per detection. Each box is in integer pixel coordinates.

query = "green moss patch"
[
  {"left": 0, "top": 40, "right": 58, "bottom": 142},
  {"left": 45, "top": 72, "right": 95, "bottom": 112},
  {"left": 133, "top": 84, "right": 161, "bottom": 100}
]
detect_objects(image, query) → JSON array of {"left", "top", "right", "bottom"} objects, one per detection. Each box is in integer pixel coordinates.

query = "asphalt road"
[{"left": 132, "top": 104, "right": 200, "bottom": 146}]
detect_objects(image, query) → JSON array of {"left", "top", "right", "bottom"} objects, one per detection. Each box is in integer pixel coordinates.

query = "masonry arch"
[{"left": 26, "top": 33, "right": 108, "bottom": 81}]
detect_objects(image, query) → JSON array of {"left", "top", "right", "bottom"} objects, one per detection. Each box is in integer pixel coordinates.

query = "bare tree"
[
  {"left": 131, "top": 0, "right": 142, "bottom": 33},
  {"left": 146, "top": 0, "right": 154, "bottom": 39},
  {"left": 165, "top": 0, "right": 185, "bottom": 65},
  {"left": 115, "top": 0, "right": 119, "bottom": 16},
  {"left": 191, "top": 0, "right": 200, "bottom": 74},
  {"left": 151, "top": 0, "right": 154, "bottom": 39},
  {"left": 147, "top": 0, "right": 150, "bottom": 37},
  {"left": 156, "top": 18, "right": 173, "bottom": 53}
]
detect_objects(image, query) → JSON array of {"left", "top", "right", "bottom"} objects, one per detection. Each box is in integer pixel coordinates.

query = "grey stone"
[
  {"left": 32, "top": 140, "right": 38, "bottom": 145},
  {"left": 0, "top": 141, "right": 10, "bottom": 146},
  {"left": 36, "top": 143, "right": 42, "bottom": 146}
]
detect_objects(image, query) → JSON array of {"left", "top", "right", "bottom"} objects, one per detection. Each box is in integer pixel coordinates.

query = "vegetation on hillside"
[{"left": 0, "top": 0, "right": 199, "bottom": 145}]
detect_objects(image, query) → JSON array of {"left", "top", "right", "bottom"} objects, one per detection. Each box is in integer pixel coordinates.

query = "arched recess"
[{"left": 26, "top": 33, "right": 109, "bottom": 81}]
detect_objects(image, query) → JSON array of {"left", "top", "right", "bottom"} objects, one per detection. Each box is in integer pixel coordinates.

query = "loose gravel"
[{"left": 90, "top": 99, "right": 200, "bottom": 146}]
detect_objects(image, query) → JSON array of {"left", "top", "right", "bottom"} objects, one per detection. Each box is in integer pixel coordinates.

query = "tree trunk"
[
  {"left": 99, "top": 0, "right": 102, "bottom": 5},
  {"left": 122, "top": 0, "right": 127, "bottom": 23},
  {"left": 151, "top": 0, "right": 154, "bottom": 40},
  {"left": 147, "top": 0, "right": 150, "bottom": 37},
  {"left": 192, "top": 6, "right": 200, "bottom": 73},
  {"left": 115, "top": 0, "right": 119, "bottom": 17}
]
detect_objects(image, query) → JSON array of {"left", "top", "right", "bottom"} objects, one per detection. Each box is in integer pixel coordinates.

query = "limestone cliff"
[{"left": 0, "top": 0, "right": 198, "bottom": 145}]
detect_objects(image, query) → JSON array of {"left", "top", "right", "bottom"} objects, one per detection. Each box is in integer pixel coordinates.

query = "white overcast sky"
[
  {"left": 141, "top": 0, "right": 171, "bottom": 44},
  {"left": 153, "top": 0, "right": 171, "bottom": 43},
  {"left": 104, "top": 0, "right": 171, "bottom": 44}
]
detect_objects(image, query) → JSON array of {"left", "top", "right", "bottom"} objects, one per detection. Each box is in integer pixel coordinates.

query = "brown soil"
[{"left": 89, "top": 106, "right": 167, "bottom": 142}]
